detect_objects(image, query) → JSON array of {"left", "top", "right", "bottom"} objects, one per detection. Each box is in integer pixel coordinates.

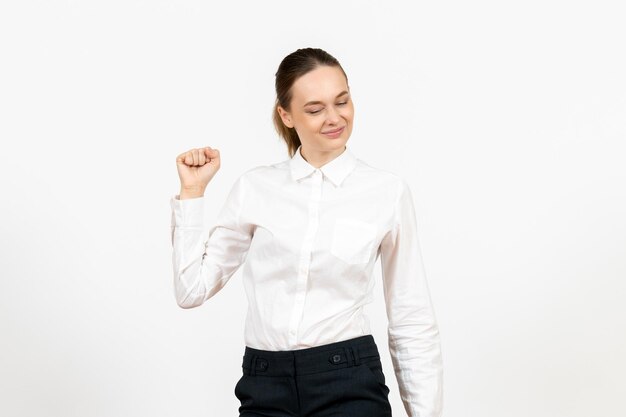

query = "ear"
[{"left": 277, "top": 105, "right": 294, "bottom": 129}]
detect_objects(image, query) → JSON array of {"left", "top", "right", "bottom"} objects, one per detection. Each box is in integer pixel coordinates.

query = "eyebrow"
[{"left": 303, "top": 90, "right": 349, "bottom": 107}]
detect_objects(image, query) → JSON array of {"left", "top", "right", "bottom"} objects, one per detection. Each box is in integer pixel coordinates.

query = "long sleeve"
[
  {"left": 379, "top": 179, "right": 444, "bottom": 417},
  {"left": 170, "top": 174, "right": 253, "bottom": 309}
]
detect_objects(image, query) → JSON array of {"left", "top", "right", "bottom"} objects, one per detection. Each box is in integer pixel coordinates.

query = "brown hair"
[{"left": 272, "top": 48, "right": 348, "bottom": 157}]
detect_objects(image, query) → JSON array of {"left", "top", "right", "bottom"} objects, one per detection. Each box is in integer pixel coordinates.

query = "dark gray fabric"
[{"left": 234, "top": 334, "right": 392, "bottom": 417}]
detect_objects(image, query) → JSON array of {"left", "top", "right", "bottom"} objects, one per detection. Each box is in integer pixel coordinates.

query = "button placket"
[{"left": 288, "top": 169, "right": 323, "bottom": 347}]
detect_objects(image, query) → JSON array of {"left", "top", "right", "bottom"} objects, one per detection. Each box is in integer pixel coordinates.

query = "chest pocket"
[{"left": 330, "top": 217, "right": 377, "bottom": 264}]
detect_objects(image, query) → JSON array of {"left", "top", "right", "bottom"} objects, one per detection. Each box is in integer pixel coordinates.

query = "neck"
[{"left": 300, "top": 145, "right": 346, "bottom": 168}]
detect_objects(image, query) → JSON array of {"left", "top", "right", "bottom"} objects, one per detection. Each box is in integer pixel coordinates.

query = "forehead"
[{"left": 291, "top": 66, "right": 348, "bottom": 103}]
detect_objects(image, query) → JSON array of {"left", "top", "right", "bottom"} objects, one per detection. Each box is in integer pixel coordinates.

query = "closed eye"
[{"left": 307, "top": 102, "right": 348, "bottom": 115}]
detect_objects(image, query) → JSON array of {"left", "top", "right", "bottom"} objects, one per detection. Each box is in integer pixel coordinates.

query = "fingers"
[
  {"left": 176, "top": 147, "right": 219, "bottom": 166},
  {"left": 203, "top": 147, "right": 219, "bottom": 160},
  {"left": 177, "top": 150, "right": 197, "bottom": 166},
  {"left": 197, "top": 149, "right": 206, "bottom": 166},
  {"left": 187, "top": 151, "right": 196, "bottom": 166}
]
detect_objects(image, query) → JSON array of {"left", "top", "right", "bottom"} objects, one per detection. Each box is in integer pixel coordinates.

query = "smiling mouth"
[{"left": 322, "top": 126, "right": 345, "bottom": 134}]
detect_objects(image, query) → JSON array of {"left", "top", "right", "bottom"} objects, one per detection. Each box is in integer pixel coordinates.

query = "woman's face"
[{"left": 277, "top": 65, "right": 354, "bottom": 154}]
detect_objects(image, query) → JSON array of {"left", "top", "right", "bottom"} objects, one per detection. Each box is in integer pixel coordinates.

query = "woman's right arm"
[
  {"left": 170, "top": 147, "right": 253, "bottom": 308},
  {"left": 170, "top": 175, "right": 252, "bottom": 308}
]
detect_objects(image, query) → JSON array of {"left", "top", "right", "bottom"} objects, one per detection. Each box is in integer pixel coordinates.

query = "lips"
[{"left": 322, "top": 126, "right": 345, "bottom": 134}]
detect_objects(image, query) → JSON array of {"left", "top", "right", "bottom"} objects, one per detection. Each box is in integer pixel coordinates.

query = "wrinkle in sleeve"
[
  {"left": 169, "top": 174, "right": 253, "bottom": 309},
  {"left": 379, "top": 179, "right": 444, "bottom": 417}
]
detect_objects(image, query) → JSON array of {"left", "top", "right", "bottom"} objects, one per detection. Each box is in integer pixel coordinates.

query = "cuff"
[{"left": 170, "top": 194, "right": 204, "bottom": 227}]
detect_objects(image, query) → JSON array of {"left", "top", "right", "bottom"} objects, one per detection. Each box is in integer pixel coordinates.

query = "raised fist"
[{"left": 175, "top": 147, "right": 220, "bottom": 195}]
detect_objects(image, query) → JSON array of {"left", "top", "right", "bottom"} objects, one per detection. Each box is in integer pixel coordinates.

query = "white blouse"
[{"left": 170, "top": 144, "right": 443, "bottom": 417}]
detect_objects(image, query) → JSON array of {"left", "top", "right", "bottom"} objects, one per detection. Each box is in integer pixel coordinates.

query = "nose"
[{"left": 326, "top": 106, "right": 341, "bottom": 124}]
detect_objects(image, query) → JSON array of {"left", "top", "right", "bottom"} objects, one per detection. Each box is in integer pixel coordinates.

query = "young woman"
[{"left": 170, "top": 48, "right": 443, "bottom": 417}]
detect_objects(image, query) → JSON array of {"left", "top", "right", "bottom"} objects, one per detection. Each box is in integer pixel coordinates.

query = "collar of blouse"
[{"left": 289, "top": 145, "right": 358, "bottom": 187}]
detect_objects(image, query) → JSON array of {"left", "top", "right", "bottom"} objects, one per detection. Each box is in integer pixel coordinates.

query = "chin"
[{"left": 324, "top": 139, "right": 348, "bottom": 148}]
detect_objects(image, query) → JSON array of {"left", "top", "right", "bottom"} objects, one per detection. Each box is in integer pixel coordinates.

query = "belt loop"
[
  {"left": 249, "top": 354, "right": 257, "bottom": 376},
  {"left": 345, "top": 346, "right": 355, "bottom": 367},
  {"left": 342, "top": 347, "right": 350, "bottom": 367},
  {"left": 353, "top": 345, "right": 360, "bottom": 366}
]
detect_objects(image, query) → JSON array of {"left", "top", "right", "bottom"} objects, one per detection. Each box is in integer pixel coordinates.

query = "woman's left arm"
[{"left": 379, "top": 178, "right": 444, "bottom": 417}]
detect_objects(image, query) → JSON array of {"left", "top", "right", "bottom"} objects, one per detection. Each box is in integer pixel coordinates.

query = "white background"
[{"left": 1, "top": 1, "right": 625, "bottom": 416}]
